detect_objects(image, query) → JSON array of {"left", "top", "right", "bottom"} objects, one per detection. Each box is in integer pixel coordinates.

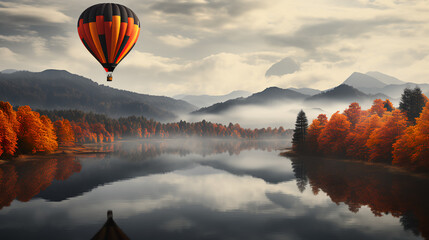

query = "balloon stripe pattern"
[{"left": 77, "top": 3, "right": 140, "bottom": 72}]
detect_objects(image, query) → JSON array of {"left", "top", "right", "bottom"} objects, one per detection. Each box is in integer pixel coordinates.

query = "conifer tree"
[
  {"left": 292, "top": 110, "right": 308, "bottom": 152},
  {"left": 399, "top": 87, "right": 426, "bottom": 124}
]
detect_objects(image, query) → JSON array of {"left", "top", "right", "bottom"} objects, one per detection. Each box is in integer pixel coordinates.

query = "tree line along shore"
[
  {"left": 291, "top": 87, "right": 428, "bottom": 173},
  {"left": 0, "top": 101, "right": 291, "bottom": 159}
]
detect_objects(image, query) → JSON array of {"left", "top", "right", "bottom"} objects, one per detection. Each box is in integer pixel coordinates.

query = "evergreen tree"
[
  {"left": 399, "top": 87, "right": 426, "bottom": 124},
  {"left": 292, "top": 110, "right": 308, "bottom": 152}
]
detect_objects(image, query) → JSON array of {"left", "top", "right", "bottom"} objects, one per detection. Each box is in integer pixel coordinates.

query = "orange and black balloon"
[{"left": 77, "top": 3, "right": 140, "bottom": 81}]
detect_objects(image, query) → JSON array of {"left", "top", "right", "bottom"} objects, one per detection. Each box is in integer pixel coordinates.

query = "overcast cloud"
[{"left": 0, "top": 0, "right": 428, "bottom": 96}]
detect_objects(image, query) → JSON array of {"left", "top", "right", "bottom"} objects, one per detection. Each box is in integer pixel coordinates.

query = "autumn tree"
[
  {"left": 0, "top": 111, "right": 18, "bottom": 157},
  {"left": 16, "top": 106, "right": 57, "bottom": 153},
  {"left": 343, "top": 102, "right": 362, "bottom": 129},
  {"left": 392, "top": 126, "right": 418, "bottom": 168},
  {"left": 370, "top": 99, "right": 386, "bottom": 117},
  {"left": 306, "top": 120, "right": 322, "bottom": 153},
  {"left": 39, "top": 115, "right": 58, "bottom": 152},
  {"left": 366, "top": 110, "right": 407, "bottom": 163},
  {"left": 345, "top": 114, "right": 381, "bottom": 160},
  {"left": 0, "top": 102, "right": 19, "bottom": 157},
  {"left": 318, "top": 112, "right": 351, "bottom": 156},
  {"left": 54, "top": 119, "right": 75, "bottom": 146},
  {"left": 399, "top": 87, "right": 426, "bottom": 124},
  {"left": 0, "top": 110, "right": 17, "bottom": 156},
  {"left": 317, "top": 114, "right": 328, "bottom": 125},
  {"left": 393, "top": 101, "right": 429, "bottom": 170},
  {"left": 408, "top": 101, "right": 429, "bottom": 169},
  {"left": 292, "top": 110, "right": 308, "bottom": 152},
  {"left": 306, "top": 114, "right": 328, "bottom": 153},
  {"left": 0, "top": 101, "right": 20, "bottom": 133},
  {"left": 383, "top": 99, "right": 394, "bottom": 112}
]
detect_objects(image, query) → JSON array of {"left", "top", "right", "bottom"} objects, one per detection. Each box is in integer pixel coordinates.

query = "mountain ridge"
[
  {"left": 175, "top": 90, "right": 251, "bottom": 108},
  {"left": 306, "top": 84, "right": 389, "bottom": 103},
  {"left": 343, "top": 72, "right": 387, "bottom": 90},
  {"left": 0, "top": 69, "right": 196, "bottom": 120},
  {"left": 193, "top": 87, "right": 308, "bottom": 114},
  {"left": 366, "top": 71, "right": 405, "bottom": 85}
]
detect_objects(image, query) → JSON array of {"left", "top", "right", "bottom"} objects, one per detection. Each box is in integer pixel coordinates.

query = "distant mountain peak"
[
  {"left": 365, "top": 71, "right": 405, "bottom": 85},
  {"left": 287, "top": 87, "right": 321, "bottom": 96},
  {"left": 0, "top": 69, "right": 18, "bottom": 74},
  {"left": 249, "top": 86, "right": 308, "bottom": 99},
  {"left": 193, "top": 87, "right": 307, "bottom": 114},
  {"left": 306, "top": 84, "right": 368, "bottom": 102},
  {"left": 175, "top": 90, "right": 251, "bottom": 108},
  {"left": 343, "top": 72, "right": 386, "bottom": 89},
  {"left": 41, "top": 69, "right": 72, "bottom": 74}
]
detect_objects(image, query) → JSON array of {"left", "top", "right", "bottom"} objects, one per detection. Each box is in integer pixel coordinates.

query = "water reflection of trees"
[
  {"left": 288, "top": 156, "right": 429, "bottom": 239},
  {"left": 112, "top": 139, "right": 286, "bottom": 161},
  {"left": 0, "top": 157, "right": 81, "bottom": 209}
]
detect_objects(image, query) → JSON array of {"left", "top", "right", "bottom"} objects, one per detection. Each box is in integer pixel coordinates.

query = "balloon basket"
[{"left": 107, "top": 72, "right": 113, "bottom": 81}]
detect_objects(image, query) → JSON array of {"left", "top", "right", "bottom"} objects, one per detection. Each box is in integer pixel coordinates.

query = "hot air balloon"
[{"left": 77, "top": 3, "right": 140, "bottom": 81}]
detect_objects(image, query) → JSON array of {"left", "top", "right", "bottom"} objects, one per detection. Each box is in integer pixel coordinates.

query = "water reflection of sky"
[{"left": 0, "top": 139, "right": 424, "bottom": 240}]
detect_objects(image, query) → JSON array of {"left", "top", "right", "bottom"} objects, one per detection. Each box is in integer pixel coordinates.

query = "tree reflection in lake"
[
  {"left": 0, "top": 157, "right": 81, "bottom": 209},
  {"left": 288, "top": 155, "right": 429, "bottom": 239}
]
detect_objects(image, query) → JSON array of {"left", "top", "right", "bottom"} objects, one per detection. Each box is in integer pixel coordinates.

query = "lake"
[{"left": 0, "top": 138, "right": 427, "bottom": 240}]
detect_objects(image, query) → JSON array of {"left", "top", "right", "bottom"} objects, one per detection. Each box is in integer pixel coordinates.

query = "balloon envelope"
[{"left": 77, "top": 3, "right": 140, "bottom": 76}]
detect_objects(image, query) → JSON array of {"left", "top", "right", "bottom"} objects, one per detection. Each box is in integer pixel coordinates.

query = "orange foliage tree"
[
  {"left": 306, "top": 114, "right": 328, "bottom": 153},
  {"left": 318, "top": 112, "right": 351, "bottom": 155},
  {"left": 366, "top": 110, "right": 407, "bottom": 163},
  {"left": 0, "top": 110, "right": 18, "bottom": 157},
  {"left": 54, "top": 119, "right": 75, "bottom": 146},
  {"left": 370, "top": 99, "right": 387, "bottom": 117},
  {"left": 383, "top": 99, "right": 394, "bottom": 112},
  {"left": 393, "top": 102, "right": 429, "bottom": 170},
  {"left": 343, "top": 102, "right": 362, "bottom": 129},
  {"left": 16, "top": 106, "right": 57, "bottom": 153},
  {"left": 40, "top": 115, "right": 58, "bottom": 151},
  {"left": 0, "top": 101, "right": 20, "bottom": 133},
  {"left": 345, "top": 114, "right": 382, "bottom": 160},
  {"left": 0, "top": 102, "right": 19, "bottom": 157}
]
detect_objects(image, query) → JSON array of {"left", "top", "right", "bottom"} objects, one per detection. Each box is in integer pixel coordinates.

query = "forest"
[
  {"left": 293, "top": 87, "right": 429, "bottom": 172},
  {"left": 0, "top": 101, "right": 291, "bottom": 158}
]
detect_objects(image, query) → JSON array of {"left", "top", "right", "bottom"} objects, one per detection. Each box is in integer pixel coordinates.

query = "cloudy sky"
[{"left": 1, "top": 0, "right": 429, "bottom": 97}]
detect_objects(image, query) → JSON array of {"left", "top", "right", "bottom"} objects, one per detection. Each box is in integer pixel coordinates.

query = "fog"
[{"left": 180, "top": 100, "right": 377, "bottom": 129}]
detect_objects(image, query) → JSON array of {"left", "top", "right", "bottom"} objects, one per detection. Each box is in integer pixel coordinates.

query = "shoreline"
[
  {"left": 280, "top": 149, "right": 429, "bottom": 179},
  {"left": 0, "top": 144, "right": 113, "bottom": 165}
]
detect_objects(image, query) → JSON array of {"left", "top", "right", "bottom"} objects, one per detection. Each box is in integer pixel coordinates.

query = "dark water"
[{"left": 0, "top": 139, "right": 427, "bottom": 240}]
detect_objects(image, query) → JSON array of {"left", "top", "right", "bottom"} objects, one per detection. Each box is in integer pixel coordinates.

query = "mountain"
[
  {"left": 343, "top": 72, "right": 387, "bottom": 92},
  {"left": 194, "top": 87, "right": 308, "bottom": 114},
  {"left": 287, "top": 87, "right": 321, "bottom": 96},
  {"left": 0, "top": 69, "right": 196, "bottom": 120},
  {"left": 366, "top": 71, "right": 405, "bottom": 85},
  {"left": 375, "top": 83, "right": 429, "bottom": 98},
  {"left": 306, "top": 84, "right": 389, "bottom": 103},
  {"left": 0, "top": 69, "right": 18, "bottom": 74},
  {"left": 341, "top": 72, "right": 429, "bottom": 99},
  {"left": 175, "top": 90, "right": 251, "bottom": 108}
]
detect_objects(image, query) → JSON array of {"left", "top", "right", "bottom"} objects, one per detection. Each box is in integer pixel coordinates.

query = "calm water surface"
[{"left": 0, "top": 139, "right": 428, "bottom": 240}]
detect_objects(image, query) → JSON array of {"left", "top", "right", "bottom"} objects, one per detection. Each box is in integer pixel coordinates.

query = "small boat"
[{"left": 91, "top": 210, "right": 130, "bottom": 240}]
